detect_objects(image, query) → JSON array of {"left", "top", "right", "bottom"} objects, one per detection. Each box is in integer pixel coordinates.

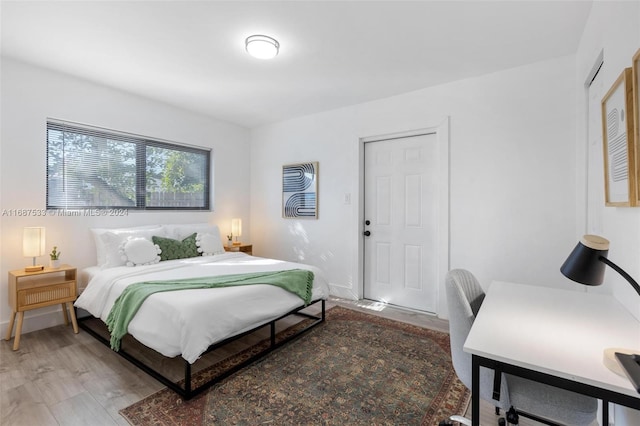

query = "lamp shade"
[
  {"left": 560, "top": 235, "right": 610, "bottom": 286},
  {"left": 231, "top": 218, "right": 242, "bottom": 237},
  {"left": 245, "top": 35, "right": 279, "bottom": 59},
  {"left": 23, "top": 227, "right": 46, "bottom": 257}
]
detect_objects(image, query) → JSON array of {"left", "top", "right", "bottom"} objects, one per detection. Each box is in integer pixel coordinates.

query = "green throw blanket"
[{"left": 105, "top": 269, "right": 314, "bottom": 351}]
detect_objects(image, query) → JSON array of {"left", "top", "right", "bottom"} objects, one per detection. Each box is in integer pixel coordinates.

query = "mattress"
[{"left": 75, "top": 252, "right": 330, "bottom": 363}]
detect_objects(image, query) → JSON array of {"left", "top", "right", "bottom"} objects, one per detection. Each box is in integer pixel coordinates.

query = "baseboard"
[
  {"left": 329, "top": 284, "right": 358, "bottom": 301},
  {"left": 1, "top": 307, "right": 68, "bottom": 339}
]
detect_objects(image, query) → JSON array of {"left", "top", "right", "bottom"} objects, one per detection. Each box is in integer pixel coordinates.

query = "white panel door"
[{"left": 363, "top": 133, "right": 438, "bottom": 312}]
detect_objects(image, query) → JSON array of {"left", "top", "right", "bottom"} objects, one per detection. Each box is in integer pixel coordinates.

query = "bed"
[{"left": 75, "top": 223, "right": 330, "bottom": 399}]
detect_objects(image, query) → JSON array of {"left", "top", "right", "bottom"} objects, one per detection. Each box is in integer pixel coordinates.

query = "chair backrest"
[
  {"left": 445, "top": 269, "right": 510, "bottom": 408},
  {"left": 445, "top": 269, "right": 485, "bottom": 390}
]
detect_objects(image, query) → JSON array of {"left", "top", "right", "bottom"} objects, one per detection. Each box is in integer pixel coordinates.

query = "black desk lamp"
[{"left": 561, "top": 234, "right": 640, "bottom": 393}]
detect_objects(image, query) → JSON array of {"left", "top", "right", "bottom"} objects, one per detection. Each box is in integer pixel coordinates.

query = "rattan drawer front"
[{"left": 17, "top": 281, "right": 76, "bottom": 310}]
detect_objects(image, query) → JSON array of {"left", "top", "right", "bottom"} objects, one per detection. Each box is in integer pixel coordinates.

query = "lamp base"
[
  {"left": 25, "top": 265, "right": 44, "bottom": 272},
  {"left": 604, "top": 348, "right": 640, "bottom": 393},
  {"left": 616, "top": 352, "right": 640, "bottom": 393},
  {"left": 604, "top": 348, "right": 635, "bottom": 376}
]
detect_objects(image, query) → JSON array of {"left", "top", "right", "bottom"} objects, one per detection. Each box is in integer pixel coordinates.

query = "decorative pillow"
[
  {"left": 100, "top": 228, "right": 164, "bottom": 268},
  {"left": 91, "top": 225, "right": 163, "bottom": 267},
  {"left": 119, "top": 237, "right": 161, "bottom": 267},
  {"left": 152, "top": 233, "right": 199, "bottom": 261},
  {"left": 196, "top": 232, "right": 225, "bottom": 256}
]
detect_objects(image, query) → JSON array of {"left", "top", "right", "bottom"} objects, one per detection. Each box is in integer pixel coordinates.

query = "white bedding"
[{"left": 75, "top": 252, "right": 330, "bottom": 363}]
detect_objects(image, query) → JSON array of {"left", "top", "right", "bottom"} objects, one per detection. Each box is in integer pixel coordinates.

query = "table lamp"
[
  {"left": 23, "top": 227, "right": 46, "bottom": 272},
  {"left": 231, "top": 218, "right": 242, "bottom": 245},
  {"left": 561, "top": 234, "right": 640, "bottom": 393}
]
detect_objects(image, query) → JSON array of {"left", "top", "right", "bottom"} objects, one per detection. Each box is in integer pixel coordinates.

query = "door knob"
[
  {"left": 363, "top": 230, "right": 371, "bottom": 236},
  {"left": 365, "top": 220, "right": 371, "bottom": 225}
]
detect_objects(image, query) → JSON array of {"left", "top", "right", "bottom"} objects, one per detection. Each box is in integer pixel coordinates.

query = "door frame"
[{"left": 357, "top": 117, "right": 450, "bottom": 316}]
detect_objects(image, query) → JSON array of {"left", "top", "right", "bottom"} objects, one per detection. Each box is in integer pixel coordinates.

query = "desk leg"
[
  {"left": 472, "top": 355, "right": 480, "bottom": 426},
  {"left": 602, "top": 400, "right": 609, "bottom": 426}
]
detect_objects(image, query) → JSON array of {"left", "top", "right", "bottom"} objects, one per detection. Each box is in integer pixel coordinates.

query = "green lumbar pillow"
[{"left": 152, "top": 233, "right": 199, "bottom": 261}]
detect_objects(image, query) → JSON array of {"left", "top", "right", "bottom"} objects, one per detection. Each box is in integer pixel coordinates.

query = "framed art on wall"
[
  {"left": 282, "top": 162, "right": 318, "bottom": 219},
  {"left": 633, "top": 48, "right": 640, "bottom": 204},
  {"left": 601, "top": 67, "right": 637, "bottom": 206}
]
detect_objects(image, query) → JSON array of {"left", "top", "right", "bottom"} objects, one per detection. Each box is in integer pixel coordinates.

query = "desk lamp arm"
[{"left": 599, "top": 257, "right": 640, "bottom": 297}]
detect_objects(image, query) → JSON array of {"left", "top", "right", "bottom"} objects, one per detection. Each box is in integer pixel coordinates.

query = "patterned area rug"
[{"left": 120, "top": 306, "right": 470, "bottom": 425}]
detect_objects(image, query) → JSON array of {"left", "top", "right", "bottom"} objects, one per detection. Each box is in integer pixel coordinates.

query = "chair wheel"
[
  {"left": 498, "top": 418, "right": 506, "bottom": 426},
  {"left": 506, "top": 407, "right": 519, "bottom": 425},
  {"left": 439, "top": 421, "right": 453, "bottom": 426}
]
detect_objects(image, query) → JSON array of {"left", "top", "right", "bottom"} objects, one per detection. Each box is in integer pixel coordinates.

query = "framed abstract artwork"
[
  {"left": 282, "top": 162, "right": 318, "bottom": 219},
  {"left": 601, "top": 68, "right": 637, "bottom": 206},
  {"left": 633, "top": 48, "right": 640, "bottom": 204}
]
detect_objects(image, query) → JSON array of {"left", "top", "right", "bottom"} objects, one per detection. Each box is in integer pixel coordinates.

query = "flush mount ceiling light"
[{"left": 245, "top": 35, "right": 279, "bottom": 59}]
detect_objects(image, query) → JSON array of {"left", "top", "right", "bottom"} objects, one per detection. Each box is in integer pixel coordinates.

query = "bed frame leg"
[
  {"left": 270, "top": 321, "right": 276, "bottom": 346},
  {"left": 184, "top": 360, "right": 192, "bottom": 397}
]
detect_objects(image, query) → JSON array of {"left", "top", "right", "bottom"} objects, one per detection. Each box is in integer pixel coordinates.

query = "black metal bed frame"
[{"left": 78, "top": 298, "right": 326, "bottom": 400}]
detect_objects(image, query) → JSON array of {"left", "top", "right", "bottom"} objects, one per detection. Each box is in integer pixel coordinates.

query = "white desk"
[{"left": 464, "top": 281, "right": 640, "bottom": 426}]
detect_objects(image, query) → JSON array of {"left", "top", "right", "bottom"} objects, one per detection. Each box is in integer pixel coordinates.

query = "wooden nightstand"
[
  {"left": 224, "top": 243, "right": 253, "bottom": 255},
  {"left": 5, "top": 265, "right": 78, "bottom": 350}
]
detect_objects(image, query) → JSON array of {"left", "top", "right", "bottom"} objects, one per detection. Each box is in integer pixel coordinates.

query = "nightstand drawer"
[{"left": 17, "top": 280, "right": 76, "bottom": 310}]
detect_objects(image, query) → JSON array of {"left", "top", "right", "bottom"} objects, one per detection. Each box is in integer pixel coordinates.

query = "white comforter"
[{"left": 75, "top": 252, "right": 330, "bottom": 363}]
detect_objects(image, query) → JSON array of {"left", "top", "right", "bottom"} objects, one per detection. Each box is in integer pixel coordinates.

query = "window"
[{"left": 46, "top": 120, "right": 210, "bottom": 210}]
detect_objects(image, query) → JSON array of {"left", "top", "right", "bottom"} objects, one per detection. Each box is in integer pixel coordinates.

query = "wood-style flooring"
[{"left": 1, "top": 298, "right": 543, "bottom": 426}]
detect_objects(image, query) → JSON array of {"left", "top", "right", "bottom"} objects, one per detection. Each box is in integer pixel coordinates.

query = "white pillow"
[
  {"left": 119, "top": 237, "right": 161, "bottom": 267},
  {"left": 196, "top": 232, "right": 225, "bottom": 256},
  {"left": 91, "top": 225, "right": 163, "bottom": 266},
  {"left": 100, "top": 228, "right": 165, "bottom": 268},
  {"left": 165, "top": 223, "right": 222, "bottom": 241}
]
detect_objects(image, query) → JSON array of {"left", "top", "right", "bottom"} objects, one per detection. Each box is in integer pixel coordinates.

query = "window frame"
[{"left": 46, "top": 119, "right": 211, "bottom": 211}]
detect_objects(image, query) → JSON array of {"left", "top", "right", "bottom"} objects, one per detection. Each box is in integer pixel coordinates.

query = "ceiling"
[{"left": 1, "top": 1, "right": 593, "bottom": 128}]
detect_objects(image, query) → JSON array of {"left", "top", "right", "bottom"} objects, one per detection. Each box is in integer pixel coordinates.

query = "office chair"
[{"left": 442, "top": 269, "right": 598, "bottom": 426}]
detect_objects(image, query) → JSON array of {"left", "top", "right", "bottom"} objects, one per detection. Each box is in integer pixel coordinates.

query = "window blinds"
[{"left": 46, "top": 120, "right": 210, "bottom": 210}]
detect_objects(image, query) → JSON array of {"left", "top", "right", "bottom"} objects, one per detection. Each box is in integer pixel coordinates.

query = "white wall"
[
  {"left": 0, "top": 58, "right": 251, "bottom": 334},
  {"left": 250, "top": 54, "right": 579, "bottom": 319},
  {"left": 575, "top": 5, "right": 640, "bottom": 422},
  {"left": 575, "top": 1, "right": 640, "bottom": 322}
]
